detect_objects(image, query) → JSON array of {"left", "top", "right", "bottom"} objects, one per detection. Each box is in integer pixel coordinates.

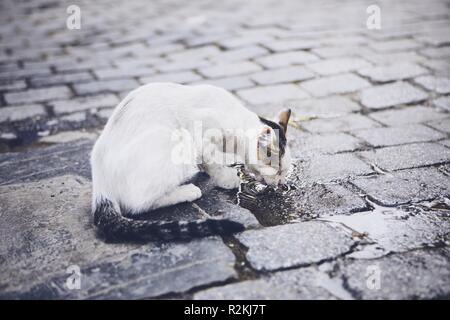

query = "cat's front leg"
[{"left": 204, "top": 164, "right": 240, "bottom": 190}]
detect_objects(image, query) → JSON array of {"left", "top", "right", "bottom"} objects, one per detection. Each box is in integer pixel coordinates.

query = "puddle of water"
[{"left": 320, "top": 198, "right": 450, "bottom": 258}]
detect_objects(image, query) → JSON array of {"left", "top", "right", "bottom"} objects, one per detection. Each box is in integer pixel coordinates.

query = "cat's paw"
[{"left": 182, "top": 184, "right": 202, "bottom": 201}]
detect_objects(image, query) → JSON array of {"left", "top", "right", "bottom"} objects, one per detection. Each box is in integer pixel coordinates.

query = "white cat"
[{"left": 91, "top": 83, "right": 291, "bottom": 241}]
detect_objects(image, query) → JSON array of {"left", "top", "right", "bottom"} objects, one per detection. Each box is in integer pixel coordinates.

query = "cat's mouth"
[{"left": 234, "top": 164, "right": 296, "bottom": 208}]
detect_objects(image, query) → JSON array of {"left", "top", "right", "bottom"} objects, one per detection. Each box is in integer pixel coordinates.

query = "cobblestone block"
[
  {"left": 369, "top": 105, "right": 445, "bottom": 125},
  {"left": 301, "top": 114, "right": 381, "bottom": 133},
  {"left": 94, "top": 67, "right": 155, "bottom": 80},
  {"left": 30, "top": 72, "right": 93, "bottom": 87},
  {"left": 4, "top": 86, "right": 72, "bottom": 104},
  {"left": 301, "top": 74, "right": 370, "bottom": 97},
  {"left": 427, "top": 118, "right": 450, "bottom": 133},
  {"left": 413, "top": 75, "right": 450, "bottom": 94},
  {"left": 358, "top": 142, "right": 450, "bottom": 171},
  {"left": 433, "top": 95, "right": 450, "bottom": 111},
  {"left": 352, "top": 167, "right": 450, "bottom": 205},
  {"left": 0, "top": 104, "right": 47, "bottom": 123},
  {"left": 370, "top": 39, "right": 422, "bottom": 53},
  {"left": 289, "top": 96, "right": 361, "bottom": 118},
  {"left": 236, "top": 221, "right": 354, "bottom": 271},
  {"left": 237, "top": 84, "right": 309, "bottom": 105},
  {"left": 0, "top": 79, "right": 27, "bottom": 91},
  {"left": 198, "top": 61, "right": 262, "bottom": 78},
  {"left": 307, "top": 57, "right": 371, "bottom": 76},
  {"left": 255, "top": 51, "right": 319, "bottom": 68},
  {"left": 358, "top": 62, "right": 428, "bottom": 83},
  {"left": 73, "top": 79, "right": 139, "bottom": 95},
  {"left": 194, "top": 76, "right": 255, "bottom": 91},
  {"left": 250, "top": 66, "right": 314, "bottom": 85},
  {"left": 360, "top": 82, "right": 428, "bottom": 109},
  {"left": 353, "top": 124, "right": 445, "bottom": 147},
  {"left": 50, "top": 93, "right": 120, "bottom": 115},
  {"left": 140, "top": 71, "right": 202, "bottom": 84}
]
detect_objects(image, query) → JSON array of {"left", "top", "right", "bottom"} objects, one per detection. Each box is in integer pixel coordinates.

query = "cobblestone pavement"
[{"left": 1, "top": 0, "right": 450, "bottom": 299}]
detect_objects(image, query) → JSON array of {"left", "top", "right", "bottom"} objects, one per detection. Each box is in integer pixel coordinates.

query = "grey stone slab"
[
  {"left": 301, "top": 73, "right": 370, "bottom": 97},
  {"left": 73, "top": 79, "right": 139, "bottom": 95},
  {"left": 289, "top": 96, "right": 361, "bottom": 118},
  {"left": 0, "top": 104, "right": 47, "bottom": 123},
  {"left": 194, "top": 76, "right": 255, "bottom": 91},
  {"left": 209, "top": 45, "right": 268, "bottom": 63},
  {"left": 0, "top": 140, "right": 93, "bottom": 185},
  {"left": 358, "top": 62, "right": 428, "bottom": 83},
  {"left": 249, "top": 66, "right": 314, "bottom": 85},
  {"left": 94, "top": 67, "right": 155, "bottom": 80},
  {"left": 0, "top": 175, "right": 237, "bottom": 299},
  {"left": 301, "top": 114, "right": 381, "bottom": 133},
  {"left": 30, "top": 72, "right": 94, "bottom": 87},
  {"left": 50, "top": 93, "right": 120, "bottom": 115},
  {"left": 291, "top": 154, "right": 373, "bottom": 184},
  {"left": 434, "top": 95, "right": 450, "bottom": 111},
  {"left": 369, "top": 105, "right": 445, "bottom": 126},
  {"left": 0, "top": 79, "right": 27, "bottom": 91},
  {"left": 360, "top": 82, "right": 428, "bottom": 110},
  {"left": 195, "top": 266, "right": 338, "bottom": 300},
  {"left": 357, "top": 142, "right": 450, "bottom": 171},
  {"left": 289, "top": 131, "right": 364, "bottom": 158},
  {"left": 421, "top": 46, "right": 450, "bottom": 58},
  {"left": 351, "top": 167, "right": 450, "bottom": 206},
  {"left": 414, "top": 75, "right": 450, "bottom": 94},
  {"left": 341, "top": 249, "right": 450, "bottom": 299},
  {"left": 140, "top": 71, "right": 202, "bottom": 84},
  {"left": 306, "top": 57, "right": 371, "bottom": 76},
  {"left": 427, "top": 118, "right": 450, "bottom": 134},
  {"left": 369, "top": 39, "right": 422, "bottom": 53},
  {"left": 255, "top": 51, "right": 319, "bottom": 68},
  {"left": 236, "top": 221, "right": 354, "bottom": 271},
  {"left": 198, "top": 61, "right": 262, "bottom": 78},
  {"left": 237, "top": 84, "right": 309, "bottom": 105},
  {"left": 352, "top": 124, "right": 445, "bottom": 147},
  {"left": 4, "top": 86, "right": 72, "bottom": 105}
]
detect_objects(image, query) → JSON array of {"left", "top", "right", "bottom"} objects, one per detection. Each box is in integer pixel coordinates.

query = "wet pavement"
[{"left": 0, "top": 0, "right": 450, "bottom": 299}]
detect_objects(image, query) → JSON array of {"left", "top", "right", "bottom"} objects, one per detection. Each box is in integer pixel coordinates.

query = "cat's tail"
[{"left": 93, "top": 198, "right": 245, "bottom": 242}]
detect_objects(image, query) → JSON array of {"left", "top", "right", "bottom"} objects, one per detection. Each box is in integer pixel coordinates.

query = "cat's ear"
[{"left": 277, "top": 108, "right": 291, "bottom": 133}]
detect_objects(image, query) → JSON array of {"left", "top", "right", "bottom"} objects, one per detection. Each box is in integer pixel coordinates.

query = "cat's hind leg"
[{"left": 152, "top": 183, "right": 202, "bottom": 210}]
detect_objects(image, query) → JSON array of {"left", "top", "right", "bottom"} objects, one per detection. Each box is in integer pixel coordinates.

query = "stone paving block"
[
  {"left": 255, "top": 51, "right": 319, "bottom": 68},
  {"left": 341, "top": 249, "right": 450, "bottom": 299},
  {"left": 198, "top": 61, "right": 262, "bottom": 78},
  {"left": 237, "top": 84, "right": 309, "bottom": 105},
  {"left": 249, "top": 66, "right": 314, "bottom": 85},
  {"left": 358, "top": 62, "right": 428, "bottom": 83},
  {"left": 310, "top": 46, "right": 372, "bottom": 59},
  {"left": 301, "top": 114, "right": 381, "bottom": 133},
  {"left": 157, "top": 60, "right": 210, "bottom": 73},
  {"left": 194, "top": 266, "right": 337, "bottom": 300},
  {"left": 363, "top": 52, "right": 424, "bottom": 65},
  {"left": 50, "top": 93, "right": 120, "bottom": 114},
  {"left": 413, "top": 75, "right": 450, "bottom": 94},
  {"left": 167, "top": 45, "right": 220, "bottom": 61},
  {"left": 194, "top": 76, "right": 255, "bottom": 91},
  {"left": 289, "top": 131, "right": 364, "bottom": 158},
  {"left": 289, "top": 96, "right": 361, "bottom": 118},
  {"left": 291, "top": 153, "right": 373, "bottom": 183},
  {"left": 306, "top": 57, "right": 371, "bottom": 76},
  {"left": 301, "top": 74, "right": 370, "bottom": 97},
  {"left": 236, "top": 221, "right": 354, "bottom": 271},
  {"left": 262, "top": 39, "right": 322, "bottom": 52},
  {"left": 370, "top": 39, "right": 422, "bottom": 53},
  {"left": 209, "top": 45, "right": 268, "bottom": 63},
  {"left": 352, "top": 124, "right": 445, "bottom": 147},
  {"left": 0, "top": 175, "right": 237, "bottom": 299},
  {"left": 0, "top": 104, "right": 47, "bottom": 123},
  {"left": 434, "top": 95, "right": 450, "bottom": 111},
  {"left": 358, "top": 142, "right": 450, "bottom": 171},
  {"left": 359, "top": 82, "right": 428, "bottom": 110},
  {"left": 0, "top": 79, "right": 27, "bottom": 91},
  {"left": 369, "top": 105, "right": 445, "bottom": 126},
  {"left": 94, "top": 67, "right": 155, "bottom": 80},
  {"left": 0, "top": 68, "right": 52, "bottom": 80},
  {"left": 420, "top": 46, "right": 450, "bottom": 58},
  {"left": 30, "top": 72, "right": 93, "bottom": 87},
  {"left": 0, "top": 140, "right": 93, "bottom": 185},
  {"left": 427, "top": 118, "right": 450, "bottom": 133},
  {"left": 4, "top": 86, "right": 72, "bottom": 104},
  {"left": 351, "top": 167, "right": 450, "bottom": 206},
  {"left": 73, "top": 79, "right": 139, "bottom": 95},
  {"left": 139, "top": 71, "right": 202, "bottom": 84}
]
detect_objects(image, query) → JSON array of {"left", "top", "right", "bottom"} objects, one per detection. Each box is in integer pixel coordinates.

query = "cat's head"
[{"left": 246, "top": 109, "right": 292, "bottom": 186}]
